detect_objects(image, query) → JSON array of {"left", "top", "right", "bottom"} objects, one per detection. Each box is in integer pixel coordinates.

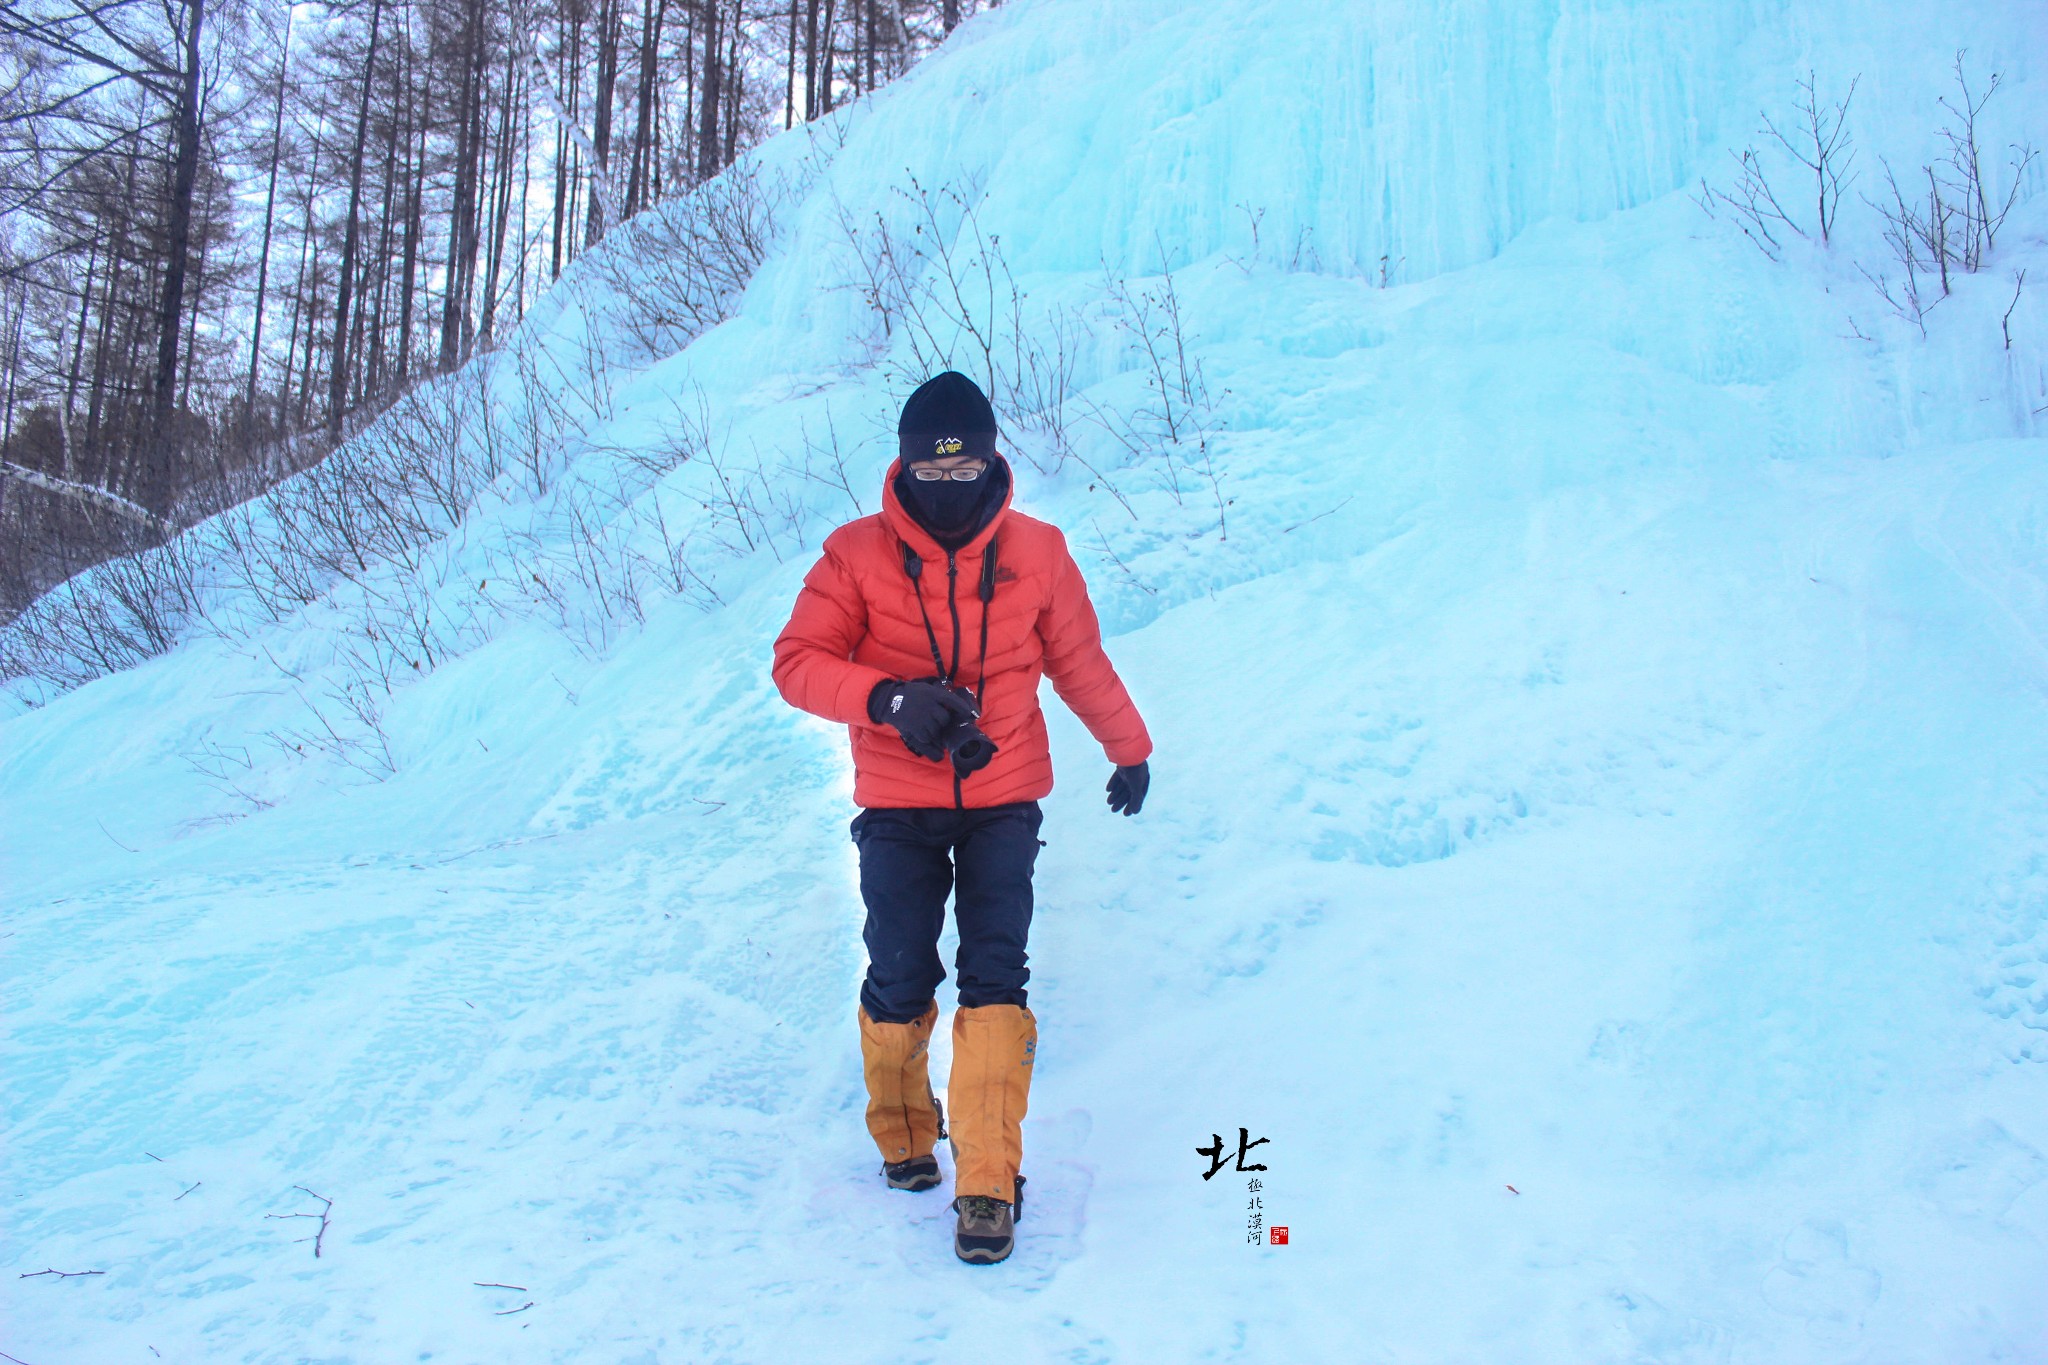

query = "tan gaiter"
[
  {"left": 948, "top": 1003, "right": 1036, "bottom": 1201},
  {"left": 858, "top": 1001, "right": 942, "bottom": 1162}
]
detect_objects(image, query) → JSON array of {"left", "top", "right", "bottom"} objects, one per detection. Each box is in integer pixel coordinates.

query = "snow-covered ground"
[{"left": 6, "top": 0, "right": 2048, "bottom": 1360}]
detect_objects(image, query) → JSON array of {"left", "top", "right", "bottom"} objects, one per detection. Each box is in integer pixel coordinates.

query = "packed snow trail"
[
  {"left": 7, "top": 0, "right": 2048, "bottom": 1359},
  {"left": 8, "top": 447, "right": 2046, "bottom": 1361}
]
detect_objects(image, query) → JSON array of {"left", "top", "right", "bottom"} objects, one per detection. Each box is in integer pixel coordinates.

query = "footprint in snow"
[
  {"left": 889, "top": 1107, "right": 1094, "bottom": 1288},
  {"left": 1760, "top": 1219, "right": 1881, "bottom": 1344},
  {"left": 1911, "top": 1118, "right": 2047, "bottom": 1218}
]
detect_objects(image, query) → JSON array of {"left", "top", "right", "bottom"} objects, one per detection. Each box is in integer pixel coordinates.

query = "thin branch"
[
  {"left": 19, "top": 1267, "right": 106, "bottom": 1278},
  {"left": 264, "top": 1185, "right": 332, "bottom": 1258},
  {"left": 1281, "top": 495, "right": 1355, "bottom": 534}
]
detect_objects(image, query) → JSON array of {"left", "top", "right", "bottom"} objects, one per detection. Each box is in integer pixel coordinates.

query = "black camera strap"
[
  {"left": 900, "top": 539, "right": 950, "bottom": 683},
  {"left": 974, "top": 536, "right": 998, "bottom": 707},
  {"left": 898, "top": 535, "right": 999, "bottom": 706}
]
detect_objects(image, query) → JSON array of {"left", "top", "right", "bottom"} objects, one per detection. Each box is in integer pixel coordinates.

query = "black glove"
[
  {"left": 1106, "top": 760, "right": 1149, "bottom": 816},
  {"left": 869, "top": 678, "right": 979, "bottom": 764}
]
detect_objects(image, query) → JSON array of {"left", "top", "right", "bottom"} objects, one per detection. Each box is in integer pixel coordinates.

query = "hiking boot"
[
  {"left": 953, "top": 1194, "right": 1014, "bottom": 1264},
  {"left": 883, "top": 1153, "right": 941, "bottom": 1191}
]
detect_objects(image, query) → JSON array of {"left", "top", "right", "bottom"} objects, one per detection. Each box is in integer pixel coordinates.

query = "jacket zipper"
[
  {"left": 947, "top": 550, "right": 964, "bottom": 810},
  {"left": 945, "top": 552, "right": 964, "bottom": 681}
]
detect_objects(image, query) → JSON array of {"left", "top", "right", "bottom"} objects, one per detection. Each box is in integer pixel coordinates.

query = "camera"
[{"left": 934, "top": 682, "right": 998, "bottom": 778}]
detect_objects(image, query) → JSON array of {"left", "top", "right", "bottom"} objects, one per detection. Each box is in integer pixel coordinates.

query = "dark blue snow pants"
[{"left": 851, "top": 801, "right": 1044, "bottom": 1025}]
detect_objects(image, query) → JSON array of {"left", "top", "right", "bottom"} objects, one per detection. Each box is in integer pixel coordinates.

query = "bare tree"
[
  {"left": 1759, "top": 71, "right": 1858, "bottom": 247},
  {"left": 329, "top": 0, "right": 387, "bottom": 435}
]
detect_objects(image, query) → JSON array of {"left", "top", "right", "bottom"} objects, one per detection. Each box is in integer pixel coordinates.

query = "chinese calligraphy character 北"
[{"left": 1197, "top": 1127, "right": 1270, "bottom": 1181}]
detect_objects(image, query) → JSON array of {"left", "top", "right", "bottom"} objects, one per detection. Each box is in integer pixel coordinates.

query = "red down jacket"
[{"left": 772, "top": 457, "right": 1152, "bottom": 809}]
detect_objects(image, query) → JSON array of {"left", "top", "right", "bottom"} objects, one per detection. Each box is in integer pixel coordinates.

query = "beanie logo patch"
[{"left": 933, "top": 436, "right": 964, "bottom": 456}]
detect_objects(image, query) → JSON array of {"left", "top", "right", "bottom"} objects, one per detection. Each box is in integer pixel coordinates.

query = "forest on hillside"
[{"left": 0, "top": 0, "right": 984, "bottom": 619}]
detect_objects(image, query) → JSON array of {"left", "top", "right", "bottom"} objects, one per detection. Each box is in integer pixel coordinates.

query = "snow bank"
[{"left": 4, "top": 0, "right": 2047, "bottom": 1360}]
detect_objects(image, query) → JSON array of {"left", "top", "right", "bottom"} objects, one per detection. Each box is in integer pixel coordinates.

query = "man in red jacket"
[{"left": 772, "top": 371, "right": 1152, "bottom": 1265}]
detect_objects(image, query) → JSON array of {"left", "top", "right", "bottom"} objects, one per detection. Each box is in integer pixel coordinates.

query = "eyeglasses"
[{"left": 910, "top": 464, "right": 985, "bottom": 482}]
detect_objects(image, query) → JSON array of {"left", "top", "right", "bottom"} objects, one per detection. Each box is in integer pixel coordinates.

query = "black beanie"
[{"left": 897, "top": 371, "right": 998, "bottom": 463}]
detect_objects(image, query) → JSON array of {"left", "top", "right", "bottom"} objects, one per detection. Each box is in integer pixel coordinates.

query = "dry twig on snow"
[{"left": 265, "top": 1185, "right": 333, "bottom": 1259}]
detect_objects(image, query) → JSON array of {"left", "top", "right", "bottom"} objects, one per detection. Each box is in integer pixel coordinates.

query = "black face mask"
[{"left": 898, "top": 461, "right": 1007, "bottom": 543}]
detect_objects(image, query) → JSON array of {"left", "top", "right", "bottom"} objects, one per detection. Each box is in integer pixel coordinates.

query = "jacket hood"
[{"left": 881, "top": 454, "right": 1015, "bottom": 559}]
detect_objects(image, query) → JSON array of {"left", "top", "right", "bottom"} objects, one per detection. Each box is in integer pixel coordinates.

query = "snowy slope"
[{"left": 6, "top": 0, "right": 2048, "bottom": 1361}]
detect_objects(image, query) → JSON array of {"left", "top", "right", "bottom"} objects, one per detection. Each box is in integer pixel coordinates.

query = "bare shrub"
[
  {"left": 1860, "top": 57, "right": 2036, "bottom": 334},
  {"left": 1228, "top": 202, "right": 1330, "bottom": 277},
  {"left": 833, "top": 173, "right": 1088, "bottom": 475},
  {"left": 1696, "top": 149, "right": 1798, "bottom": 262},
  {"left": 1861, "top": 158, "right": 1951, "bottom": 334},
  {"left": 629, "top": 487, "right": 724, "bottom": 609},
  {"left": 788, "top": 404, "right": 868, "bottom": 518},
  {"left": 836, "top": 171, "right": 1008, "bottom": 394},
  {"left": 552, "top": 503, "right": 645, "bottom": 658},
  {"left": 1765, "top": 72, "right": 1860, "bottom": 246},
  {"left": 700, "top": 438, "right": 807, "bottom": 562},
  {"left": 1933, "top": 53, "right": 2036, "bottom": 272},
  {"left": 1698, "top": 70, "right": 1859, "bottom": 260},
  {"left": 180, "top": 737, "right": 275, "bottom": 814},
  {"left": 592, "top": 161, "right": 787, "bottom": 361},
  {"left": 268, "top": 672, "right": 397, "bottom": 780},
  {"left": 1696, "top": 56, "right": 2037, "bottom": 342},
  {"left": 1084, "top": 254, "right": 1228, "bottom": 538},
  {"left": 0, "top": 522, "right": 208, "bottom": 693},
  {"left": 615, "top": 386, "right": 712, "bottom": 488},
  {"left": 4, "top": 349, "right": 518, "bottom": 710}
]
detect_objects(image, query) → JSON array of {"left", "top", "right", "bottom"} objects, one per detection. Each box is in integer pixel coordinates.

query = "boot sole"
[
  {"left": 955, "top": 1240, "right": 1013, "bottom": 1264},
  {"left": 883, "top": 1155, "right": 942, "bottom": 1191}
]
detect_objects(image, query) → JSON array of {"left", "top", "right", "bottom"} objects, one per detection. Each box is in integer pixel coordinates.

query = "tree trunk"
[
  {"left": 365, "top": 36, "right": 405, "bottom": 401},
  {"left": 65, "top": 238, "right": 98, "bottom": 434},
  {"left": 281, "top": 135, "right": 323, "bottom": 424},
  {"left": 818, "top": 0, "right": 838, "bottom": 114},
  {"left": 439, "top": 12, "right": 482, "bottom": 371},
  {"left": 456, "top": 42, "right": 488, "bottom": 359},
  {"left": 247, "top": 7, "right": 293, "bottom": 419},
  {"left": 397, "top": 74, "right": 425, "bottom": 385},
  {"left": 479, "top": 51, "right": 517, "bottom": 346},
  {"left": 515, "top": 105, "right": 530, "bottom": 323},
  {"left": 722, "top": 2, "right": 740, "bottom": 166},
  {"left": 586, "top": 0, "right": 621, "bottom": 244},
  {"left": 626, "top": 0, "right": 667, "bottom": 216},
  {"left": 681, "top": 3, "right": 696, "bottom": 168},
  {"left": 151, "top": 0, "right": 207, "bottom": 436},
  {"left": 179, "top": 228, "right": 206, "bottom": 417},
  {"left": 804, "top": 0, "right": 819, "bottom": 120},
  {"left": 697, "top": 0, "right": 722, "bottom": 178},
  {"left": 296, "top": 259, "right": 322, "bottom": 428},
  {"left": 2, "top": 289, "right": 23, "bottom": 466},
  {"left": 86, "top": 141, "right": 137, "bottom": 452},
  {"left": 330, "top": 0, "right": 386, "bottom": 435},
  {"left": 566, "top": 3, "right": 583, "bottom": 259},
  {"left": 651, "top": 69, "right": 664, "bottom": 200},
  {"left": 785, "top": 1, "right": 798, "bottom": 128}
]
